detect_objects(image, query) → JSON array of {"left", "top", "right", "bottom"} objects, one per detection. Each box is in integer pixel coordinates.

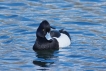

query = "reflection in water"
[
  {"left": 33, "top": 50, "right": 58, "bottom": 67},
  {"left": 33, "top": 60, "right": 54, "bottom": 67}
]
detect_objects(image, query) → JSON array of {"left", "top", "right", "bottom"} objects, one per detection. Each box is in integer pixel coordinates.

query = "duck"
[{"left": 33, "top": 20, "right": 71, "bottom": 50}]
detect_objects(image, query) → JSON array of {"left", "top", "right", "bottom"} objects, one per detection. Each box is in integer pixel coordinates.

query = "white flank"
[{"left": 54, "top": 33, "right": 71, "bottom": 48}]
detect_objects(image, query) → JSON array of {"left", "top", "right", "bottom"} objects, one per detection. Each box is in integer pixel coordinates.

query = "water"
[{"left": 0, "top": 0, "right": 106, "bottom": 71}]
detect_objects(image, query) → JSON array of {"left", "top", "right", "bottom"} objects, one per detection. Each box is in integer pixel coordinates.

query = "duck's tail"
[{"left": 59, "top": 29, "right": 71, "bottom": 40}]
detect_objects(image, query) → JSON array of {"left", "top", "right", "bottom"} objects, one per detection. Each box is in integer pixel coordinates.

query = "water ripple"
[{"left": 0, "top": 0, "right": 106, "bottom": 71}]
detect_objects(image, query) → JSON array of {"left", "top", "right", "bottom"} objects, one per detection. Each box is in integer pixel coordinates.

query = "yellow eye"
[{"left": 42, "top": 29, "right": 45, "bottom": 31}]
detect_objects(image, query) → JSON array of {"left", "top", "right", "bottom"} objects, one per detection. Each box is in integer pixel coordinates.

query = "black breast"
[{"left": 33, "top": 38, "right": 59, "bottom": 51}]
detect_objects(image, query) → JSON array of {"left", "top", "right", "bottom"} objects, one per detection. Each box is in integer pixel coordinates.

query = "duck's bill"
[
  {"left": 45, "top": 32, "right": 52, "bottom": 40},
  {"left": 50, "top": 26, "right": 55, "bottom": 29}
]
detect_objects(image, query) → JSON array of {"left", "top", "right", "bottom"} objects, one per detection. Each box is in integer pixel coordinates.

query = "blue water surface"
[{"left": 0, "top": 0, "right": 106, "bottom": 71}]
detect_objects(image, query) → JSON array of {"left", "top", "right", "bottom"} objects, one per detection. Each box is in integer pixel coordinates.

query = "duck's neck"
[{"left": 37, "top": 36, "right": 47, "bottom": 43}]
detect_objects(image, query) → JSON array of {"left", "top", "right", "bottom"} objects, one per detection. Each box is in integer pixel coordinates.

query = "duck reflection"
[{"left": 33, "top": 49, "right": 58, "bottom": 67}]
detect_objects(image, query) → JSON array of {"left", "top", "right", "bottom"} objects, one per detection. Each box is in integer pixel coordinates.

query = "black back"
[
  {"left": 50, "top": 29, "right": 71, "bottom": 40},
  {"left": 50, "top": 30, "right": 61, "bottom": 38}
]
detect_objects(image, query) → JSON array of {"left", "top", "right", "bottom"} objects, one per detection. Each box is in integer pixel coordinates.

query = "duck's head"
[{"left": 36, "top": 20, "right": 54, "bottom": 41}]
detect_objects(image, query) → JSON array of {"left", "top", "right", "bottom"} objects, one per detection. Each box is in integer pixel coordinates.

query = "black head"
[{"left": 36, "top": 20, "right": 51, "bottom": 38}]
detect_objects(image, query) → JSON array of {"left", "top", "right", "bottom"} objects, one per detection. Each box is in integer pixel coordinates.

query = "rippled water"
[{"left": 0, "top": 0, "right": 106, "bottom": 71}]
